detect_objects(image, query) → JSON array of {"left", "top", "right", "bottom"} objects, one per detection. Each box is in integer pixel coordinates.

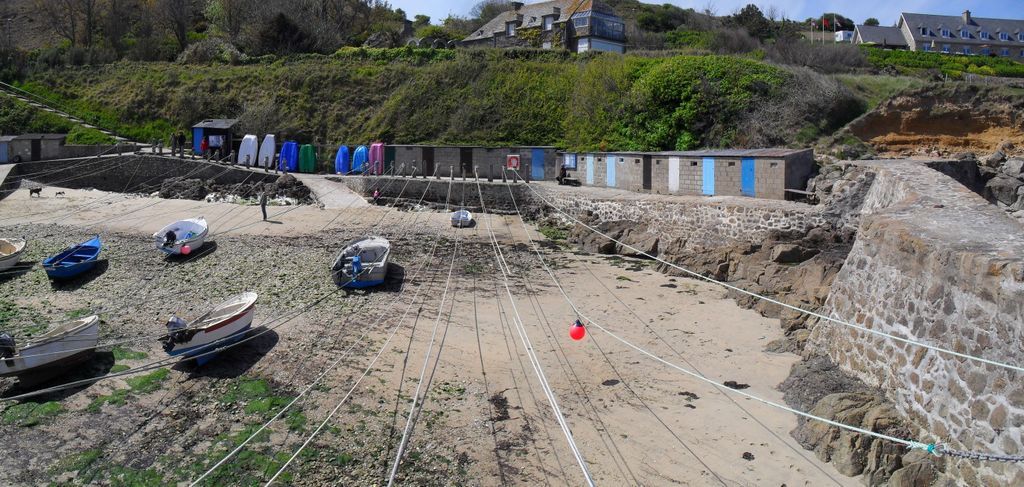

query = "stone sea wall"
[{"left": 808, "top": 162, "right": 1024, "bottom": 485}]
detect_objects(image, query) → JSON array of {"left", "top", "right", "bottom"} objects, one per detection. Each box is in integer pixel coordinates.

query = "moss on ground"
[{"left": 2, "top": 401, "right": 63, "bottom": 427}]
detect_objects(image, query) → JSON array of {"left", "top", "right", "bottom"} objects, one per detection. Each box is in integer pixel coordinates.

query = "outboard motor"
[{"left": 0, "top": 333, "right": 16, "bottom": 359}]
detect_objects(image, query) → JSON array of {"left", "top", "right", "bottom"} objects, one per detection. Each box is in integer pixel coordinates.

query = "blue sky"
[{"left": 389, "top": 0, "right": 1022, "bottom": 26}]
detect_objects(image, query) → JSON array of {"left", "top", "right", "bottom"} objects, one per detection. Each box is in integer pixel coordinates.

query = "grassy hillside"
[
  {"left": 0, "top": 96, "right": 114, "bottom": 144},
  {"left": 11, "top": 49, "right": 865, "bottom": 151}
]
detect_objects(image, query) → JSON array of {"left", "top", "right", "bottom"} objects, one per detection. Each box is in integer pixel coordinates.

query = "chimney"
[
  {"left": 553, "top": 7, "right": 561, "bottom": 16},
  {"left": 962, "top": 10, "right": 972, "bottom": 25},
  {"left": 512, "top": 2, "right": 524, "bottom": 11}
]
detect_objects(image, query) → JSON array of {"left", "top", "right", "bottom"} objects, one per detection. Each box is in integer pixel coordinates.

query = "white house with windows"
[
  {"left": 461, "top": 0, "right": 625, "bottom": 53},
  {"left": 864, "top": 10, "right": 1024, "bottom": 59}
]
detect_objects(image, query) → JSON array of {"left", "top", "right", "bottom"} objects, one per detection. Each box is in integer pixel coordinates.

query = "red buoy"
[{"left": 569, "top": 319, "right": 586, "bottom": 341}]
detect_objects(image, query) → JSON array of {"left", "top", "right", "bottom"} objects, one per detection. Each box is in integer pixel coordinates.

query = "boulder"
[
  {"left": 984, "top": 175, "right": 1024, "bottom": 206},
  {"left": 982, "top": 150, "right": 1007, "bottom": 167},
  {"left": 770, "top": 244, "right": 819, "bottom": 264},
  {"left": 363, "top": 31, "right": 398, "bottom": 48},
  {"left": 1002, "top": 158, "right": 1024, "bottom": 177}
]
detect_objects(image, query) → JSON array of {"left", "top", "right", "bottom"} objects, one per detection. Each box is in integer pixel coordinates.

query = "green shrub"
[
  {"left": 66, "top": 126, "right": 115, "bottom": 145},
  {"left": 865, "top": 48, "right": 1024, "bottom": 78}
]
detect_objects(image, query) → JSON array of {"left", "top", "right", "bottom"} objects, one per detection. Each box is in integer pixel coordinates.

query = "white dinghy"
[
  {"left": 154, "top": 217, "right": 208, "bottom": 255},
  {"left": 0, "top": 238, "right": 26, "bottom": 272},
  {"left": 332, "top": 236, "right": 391, "bottom": 289},
  {"left": 161, "top": 292, "right": 258, "bottom": 366},
  {"left": 0, "top": 315, "right": 100, "bottom": 382},
  {"left": 451, "top": 209, "right": 473, "bottom": 228}
]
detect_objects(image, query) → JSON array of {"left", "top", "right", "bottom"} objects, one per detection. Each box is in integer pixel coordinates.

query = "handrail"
[{"left": 0, "top": 80, "right": 132, "bottom": 143}]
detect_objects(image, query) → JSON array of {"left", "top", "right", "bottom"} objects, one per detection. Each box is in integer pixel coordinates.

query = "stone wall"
[
  {"left": 808, "top": 161, "right": 1024, "bottom": 485},
  {"left": 334, "top": 175, "right": 538, "bottom": 216}
]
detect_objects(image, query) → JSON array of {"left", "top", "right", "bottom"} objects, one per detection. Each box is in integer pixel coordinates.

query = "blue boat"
[
  {"left": 352, "top": 145, "right": 368, "bottom": 174},
  {"left": 43, "top": 236, "right": 101, "bottom": 280},
  {"left": 334, "top": 145, "right": 350, "bottom": 174},
  {"left": 278, "top": 141, "right": 299, "bottom": 172}
]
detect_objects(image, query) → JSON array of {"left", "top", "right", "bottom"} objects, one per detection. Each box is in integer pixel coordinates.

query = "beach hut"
[
  {"left": 258, "top": 135, "right": 276, "bottom": 168},
  {"left": 369, "top": 143, "right": 385, "bottom": 175},
  {"left": 352, "top": 145, "right": 369, "bottom": 174},
  {"left": 278, "top": 141, "right": 299, "bottom": 172},
  {"left": 191, "top": 119, "right": 238, "bottom": 155},
  {"left": 237, "top": 134, "right": 258, "bottom": 166},
  {"left": 299, "top": 144, "right": 317, "bottom": 173},
  {"left": 0, "top": 136, "right": 14, "bottom": 164},
  {"left": 334, "top": 145, "right": 350, "bottom": 174}
]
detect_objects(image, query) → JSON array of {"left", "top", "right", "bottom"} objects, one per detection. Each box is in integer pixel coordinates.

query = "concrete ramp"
[
  {"left": 0, "top": 164, "right": 14, "bottom": 187},
  {"left": 289, "top": 173, "right": 370, "bottom": 209}
]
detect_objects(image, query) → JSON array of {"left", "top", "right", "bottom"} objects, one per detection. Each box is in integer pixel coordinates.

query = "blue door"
[
  {"left": 702, "top": 158, "right": 715, "bottom": 196},
  {"left": 586, "top": 154, "right": 595, "bottom": 184},
  {"left": 741, "top": 158, "right": 756, "bottom": 197},
  {"left": 192, "top": 128, "right": 203, "bottom": 153},
  {"left": 531, "top": 149, "right": 545, "bottom": 180},
  {"left": 606, "top": 154, "right": 616, "bottom": 187}
]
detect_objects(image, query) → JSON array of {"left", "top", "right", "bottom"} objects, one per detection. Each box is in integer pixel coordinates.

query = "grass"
[
  {"left": 87, "top": 389, "right": 129, "bottom": 412},
  {"left": 0, "top": 299, "right": 46, "bottom": 338},
  {"left": 125, "top": 368, "right": 170, "bottom": 394},
  {"left": 537, "top": 224, "right": 568, "bottom": 242},
  {"left": 111, "top": 346, "right": 148, "bottom": 361},
  {"left": 110, "top": 364, "right": 130, "bottom": 373},
  {"left": 1, "top": 401, "right": 63, "bottom": 427},
  {"left": 66, "top": 308, "right": 94, "bottom": 319},
  {"left": 834, "top": 74, "right": 926, "bottom": 110}
]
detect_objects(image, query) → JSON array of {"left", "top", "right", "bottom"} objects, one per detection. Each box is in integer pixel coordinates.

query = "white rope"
[
  {"left": 475, "top": 180, "right": 596, "bottom": 486},
  {"left": 514, "top": 174, "right": 1024, "bottom": 376}
]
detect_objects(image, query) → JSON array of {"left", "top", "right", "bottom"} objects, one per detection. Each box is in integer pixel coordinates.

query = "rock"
[
  {"left": 770, "top": 244, "right": 819, "bottom": 264},
  {"left": 741, "top": 452, "right": 755, "bottom": 461},
  {"left": 889, "top": 460, "right": 937, "bottom": 487},
  {"left": 779, "top": 355, "right": 867, "bottom": 412},
  {"left": 984, "top": 175, "right": 1024, "bottom": 206},
  {"left": 982, "top": 150, "right": 1007, "bottom": 167},
  {"left": 998, "top": 141, "right": 1016, "bottom": 154},
  {"left": 363, "top": 31, "right": 398, "bottom": 48},
  {"left": 723, "top": 381, "right": 749, "bottom": 390},
  {"left": 1002, "top": 159, "right": 1024, "bottom": 177}
]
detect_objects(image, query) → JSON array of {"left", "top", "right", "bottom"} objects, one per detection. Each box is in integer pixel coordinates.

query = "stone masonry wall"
[{"left": 808, "top": 161, "right": 1024, "bottom": 485}]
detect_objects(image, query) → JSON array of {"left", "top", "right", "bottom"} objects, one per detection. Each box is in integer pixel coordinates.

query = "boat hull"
[
  {"left": 44, "top": 260, "right": 98, "bottom": 280},
  {"left": 164, "top": 301, "right": 255, "bottom": 366},
  {"left": 42, "top": 236, "right": 101, "bottom": 281},
  {"left": 154, "top": 219, "right": 208, "bottom": 256},
  {"left": 0, "top": 317, "right": 100, "bottom": 378},
  {"left": 0, "top": 239, "right": 26, "bottom": 272},
  {"left": 331, "top": 236, "right": 391, "bottom": 289}
]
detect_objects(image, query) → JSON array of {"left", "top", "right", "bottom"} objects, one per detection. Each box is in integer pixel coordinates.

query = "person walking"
[{"left": 260, "top": 191, "right": 269, "bottom": 221}]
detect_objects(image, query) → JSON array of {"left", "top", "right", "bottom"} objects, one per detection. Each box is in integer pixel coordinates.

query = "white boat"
[
  {"left": 451, "top": 209, "right": 473, "bottom": 228},
  {"left": 237, "top": 134, "right": 259, "bottom": 166},
  {"left": 332, "top": 236, "right": 390, "bottom": 289},
  {"left": 0, "top": 315, "right": 100, "bottom": 381},
  {"left": 0, "top": 238, "right": 26, "bottom": 272},
  {"left": 258, "top": 135, "right": 276, "bottom": 169},
  {"left": 154, "top": 217, "right": 208, "bottom": 255},
  {"left": 161, "top": 292, "right": 258, "bottom": 366}
]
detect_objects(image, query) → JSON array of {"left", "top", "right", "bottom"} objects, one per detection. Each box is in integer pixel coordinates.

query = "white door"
[{"left": 669, "top": 157, "right": 680, "bottom": 192}]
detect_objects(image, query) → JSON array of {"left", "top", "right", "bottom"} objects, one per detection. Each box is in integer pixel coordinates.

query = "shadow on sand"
[
  {"left": 1, "top": 351, "right": 115, "bottom": 401},
  {"left": 172, "top": 327, "right": 279, "bottom": 379},
  {"left": 49, "top": 260, "right": 109, "bottom": 291},
  {"left": 164, "top": 241, "right": 218, "bottom": 264}
]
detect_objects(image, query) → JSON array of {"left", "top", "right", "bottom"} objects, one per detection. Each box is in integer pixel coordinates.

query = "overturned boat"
[
  {"left": 0, "top": 238, "right": 26, "bottom": 272},
  {"left": 42, "top": 235, "right": 101, "bottom": 280},
  {"left": 154, "top": 217, "right": 208, "bottom": 255},
  {"left": 161, "top": 292, "right": 257, "bottom": 366},
  {"left": 451, "top": 209, "right": 473, "bottom": 228},
  {"left": 332, "top": 236, "right": 390, "bottom": 289},
  {"left": 0, "top": 315, "right": 100, "bottom": 382}
]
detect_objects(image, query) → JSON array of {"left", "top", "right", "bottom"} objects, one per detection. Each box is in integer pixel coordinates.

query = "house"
[
  {"left": 7, "top": 134, "right": 67, "bottom": 163},
  {"left": 856, "top": 11, "right": 1024, "bottom": 59},
  {"left": 853, "top": 25, "right": 909, "bottom": 49},
  {"left": 461, "top": 0, "right": 626, "bottom": 53}
]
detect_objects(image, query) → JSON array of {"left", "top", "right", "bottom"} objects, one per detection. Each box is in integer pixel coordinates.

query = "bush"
[
  {"left": 66, "top": 126, "right": 115, "bottom": 145},
  {"left": 665, "top": 30, "right": 714, "bottom": 50},
  {"left": 865, "top": 48, "right": 1024, "bottom": 78},
  {"left": 177, "top": 38, "right": 248, "bottom": 65},
  {"left": 765, "top": 42, "right": 868, "bottom": 74}
]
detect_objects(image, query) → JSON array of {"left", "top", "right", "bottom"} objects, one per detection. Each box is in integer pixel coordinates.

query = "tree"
[
  {"left": 205, "top": 0, "right": 255, "bottom": 42},
  {"left": 730, "top": 4, "right": 772, "bottom": 41},
  {"left": 78, "top": 0, "right": 99, "bottom": 48},
  {"left": 470, "top": 0, "right": 510, "bottom": 24},
  {"left": 101, "top": 0, "right": 138, "bottom": 55},
  {"left": 413, "top": 14, "right": 431, "bottom": 29},
  {"left": 154, "top": 0, "right": 195, "bottom": 52},
  {"left": 35, "top": 0, "right": 78, "bottom": 46},
  {"left": 256, "top": 12, "right": 313, "bottom": 55},
  {"left": 864, "top": 18, "right": 880, "bottom": 26}
]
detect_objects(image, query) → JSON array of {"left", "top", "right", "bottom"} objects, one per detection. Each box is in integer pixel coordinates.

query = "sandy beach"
[{"left": 0, "top": 187, "right": 855, "bottom": 486}]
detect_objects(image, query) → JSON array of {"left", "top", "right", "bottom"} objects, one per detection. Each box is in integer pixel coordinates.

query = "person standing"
[
  {"left": 176, "top": 131, "right": 187, "bottom": 157},
  {"left": 200, "top": 137, "right": 209, "bottom": 159},
  {"left": 260, "top": 191, "right": 269, "bottom": 221}
]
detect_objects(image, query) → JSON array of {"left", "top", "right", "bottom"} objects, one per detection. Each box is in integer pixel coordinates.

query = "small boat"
[
  {"left": 451, "top": 209, "right": 474, "bottom": 228},
  {"left": 0, "top": 315, "right": 100, "bottom": 383},
  {"left": 161, "top": 292, "right": 258, "bottom": 366},
  {"left": 42, "top": 236, "right": 101, "bottom": 280},
  {"left": 332, "top": 236, "right": 391, "bottom": 289},
  {"left": 154, "top": 217, "right": 208, "bottom": 255},
  {"left": 0, "top": 238, "right": 26, "bottom": 272}
]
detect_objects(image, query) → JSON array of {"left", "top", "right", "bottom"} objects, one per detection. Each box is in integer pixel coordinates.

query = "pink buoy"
[
  {"left": 569, "top": 319, "right": 586, "bottom": 341},
  {"left": 181, "top": 245, "right": 192, "bottom": 255}
]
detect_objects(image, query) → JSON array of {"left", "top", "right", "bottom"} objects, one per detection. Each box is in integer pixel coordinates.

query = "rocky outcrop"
[{"left": 159, "top": 173, "right": 311, "bottom": 203}]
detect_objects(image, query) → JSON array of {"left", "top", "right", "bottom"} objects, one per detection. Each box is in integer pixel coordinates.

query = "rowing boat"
[
  {"left": 0, "top": 238, "right": 26, "bottom": 272},
  {"left": 42, "top": 235, "right": 101, "bottom": 280},
  {"left": 161, "top": 292, "right": 258, "bottom": 366},
  {"left": 154, "top": 217, "right": 208, "bottom": 255},
  {"left": 0, "top": 315, "right": 100, "bottom": 382},
  {"left": 331, "top": 236, "right": 390, "bottom": 289}
]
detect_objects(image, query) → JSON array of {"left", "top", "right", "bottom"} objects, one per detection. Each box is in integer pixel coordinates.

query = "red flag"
[{"left": 823, "top": 17, "right": 830, "bottom": 29}]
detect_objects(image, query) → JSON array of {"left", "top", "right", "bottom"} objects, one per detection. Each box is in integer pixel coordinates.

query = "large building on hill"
[
  {"left": 461, "top": 0, "right": 626, "bottom": 53},
  {"left": 855, "top": 10, "right": 1024, "bottom": 59}
]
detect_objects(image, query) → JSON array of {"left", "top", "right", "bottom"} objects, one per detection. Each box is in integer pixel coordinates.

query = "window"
[
  {"left": 920, "top": 27, "right": 928, "bottom": 36},
  {"left": 941, "top": 28, "right": 951, "bottom": 38},
  {"left": 1019, "top": 33, "right": 1024, "bottom": 42},
  {"left": 963, "top": 46, "right": 972, "bottom": 55},
  {"left": 577, "top": 38, "right": 590, "bottom": 52},
  {"left": 506, "top": 22, "right": 516, "bottom": 36},
  {"left": 980, "top": 31, "right": 990, "bottom": 40},
  {"left": 942, "top": 44, "right": 951, "bottom": 53},
  {"left": 573, "top": 17, "right": 589, "bottom": 28},
  {"left": 543, "top": 16, "right": 553, "bottom": 31},
  {"left": 1002, "top": 48, "right": 1010, "bottom": 56},
  {"left": 981, "top": 48, "right": 991, "bottom": 56},
  {"left": 922, "top": 44, "right": 932, "bottom": 52},
  {"left": 1000, "top": 32, "right": 1010, "bottom": 41},
  {"left": 542, "top": 41, "right": 552, "bottom": 49},
  {"left": 961, "top": 29, "right": 970, "bottom": 39}
]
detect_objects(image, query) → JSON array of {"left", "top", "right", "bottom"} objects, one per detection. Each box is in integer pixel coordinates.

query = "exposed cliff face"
[{"left": 848, "top": 84, "right": 1024, "bottom": 156}]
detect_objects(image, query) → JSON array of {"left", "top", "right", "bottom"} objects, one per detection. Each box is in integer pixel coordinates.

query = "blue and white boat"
[
  {"left": 161, "top": 292, "right": 257, "bottom": 366},
  {"left": 42, "top": 235, "right": 101, "bottom": 280},
  {"left": 154, "top": 217, "right": 207, "bottom": 256},
  {"left": 332, "top": 236, "right": 390, "bottom": 289}
]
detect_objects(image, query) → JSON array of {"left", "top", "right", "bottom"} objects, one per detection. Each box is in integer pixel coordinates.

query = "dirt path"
[{"left": 0, "top": 189, "right": 854, "bottom": 486}]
